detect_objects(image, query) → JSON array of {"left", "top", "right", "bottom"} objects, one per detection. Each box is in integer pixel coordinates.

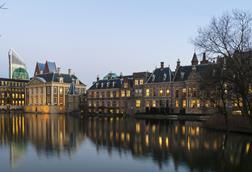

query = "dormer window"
[
  {"left": 96, "top": 83, "right": 99, "bottom": 88},
  {"left": 181, "top": 72, "right": 185, "bottom": 80},
  {"left": 101, "top": 83, "right": 104, "bottom": 88},
  {"left": 112, "top": 82, "right": 115, "bottom": 87},
  {"left": 152, "top": 75, "right": 155, "bottom": 82},
  {"left": 76, "top": 79, "right": 80, "bottom": 85},
  {"left": 59, "top": 77, "right": 64, "bottom": 83},
  {"left": 107, "top": 82, "right": 110, "bottom": 87},
  {"left": 163, "top": 73, "right": 167, "bottom": 81}
]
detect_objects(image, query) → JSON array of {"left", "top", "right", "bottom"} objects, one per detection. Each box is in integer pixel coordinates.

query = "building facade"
[
  {"left": 0, "top": 78, "right": 28, "bottom": 111},
  {"left": 25, "top": 62, "right": 86, "bottom": 114},
  {"left": 86, "top": 53, "right": 232, "bottom": 115},
  {"left": 87, "top": 73, "right": 134, "bottom": 114}
]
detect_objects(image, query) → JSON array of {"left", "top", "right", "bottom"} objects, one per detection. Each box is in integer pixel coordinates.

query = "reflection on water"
[{"left": 0, "top": 114, "right": 252, "bottom": 172}]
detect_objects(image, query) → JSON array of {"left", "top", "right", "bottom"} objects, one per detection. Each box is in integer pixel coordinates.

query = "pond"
[{"left": 0, "top": 114, "right": 251, "bottom": 172}]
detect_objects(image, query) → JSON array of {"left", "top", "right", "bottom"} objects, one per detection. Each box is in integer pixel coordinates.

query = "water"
[{"left": 0, "top": 114, "right": 251, "bottom": 172}]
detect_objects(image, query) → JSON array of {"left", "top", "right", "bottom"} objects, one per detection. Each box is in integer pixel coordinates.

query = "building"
[
  {"left": 8, "top": 49, "right": 29, "bottom": 80},
  {"left": 0, "top": 78, "right": 28, "bottom": 111},
  {"left": 86, "top": 53, "right": 222, "bottom": 115},
  {"left": 65, "top": 82, "right": 82, "bottom": 113},
  {"left": 25, "top": 62, "right": 86, "bottom": 114},
  {"left": 87, "top": 72, "right": 134, "bottom": 114},
  {"left": 143, "top": 62, "right": 173, "bottom": 114}
]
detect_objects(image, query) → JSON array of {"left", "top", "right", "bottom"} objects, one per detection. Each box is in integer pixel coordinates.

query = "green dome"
[
  {"left": 12, "top": 67, "right": 29, "bottom": 80},
  {"left": 103, "top": 72, "right": 118, "bottom": 80}
]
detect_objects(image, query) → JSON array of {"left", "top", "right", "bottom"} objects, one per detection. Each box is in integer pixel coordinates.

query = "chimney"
[
  {"left": 68, "top": 69, "right": 72, "bottom": 75},
  {"left": 97, "top": 74, "right": 100, "bottom": 81},
  {"left": 160, "top": 62, "right": 164, "bottom": 69},
  {"left": 120, "top": 72, "right": 123, "bottom": 78},
  {"left": 57, "top": 67, "right": 61, "bottom": 74},
  {"left": 201, "top": 52, "right": 208, "bottom": 64}
]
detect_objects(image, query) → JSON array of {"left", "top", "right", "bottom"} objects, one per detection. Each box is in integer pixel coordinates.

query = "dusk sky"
[{"left": 0, "top": 0, "right": 251, "bottom": 86}]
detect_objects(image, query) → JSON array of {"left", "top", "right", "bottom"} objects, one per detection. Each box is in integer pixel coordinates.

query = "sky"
[{"left": 0, "top": 0, "right": 251, "bottom": 87}]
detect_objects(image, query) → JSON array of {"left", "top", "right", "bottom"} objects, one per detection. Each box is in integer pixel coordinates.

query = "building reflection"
[
  {"left": 0, "top": 114, "right": 251, "bottom": 171},
  {"left": 84, "top": 117, "right": 252, "bottom": 171},
  {"left": 0, "top": 114, "right": 85, "bottom": 167}
]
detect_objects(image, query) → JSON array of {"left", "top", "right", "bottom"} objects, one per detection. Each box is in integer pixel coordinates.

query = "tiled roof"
[{"left": 146, "top": 67, "right": 173, "bottom": 83}]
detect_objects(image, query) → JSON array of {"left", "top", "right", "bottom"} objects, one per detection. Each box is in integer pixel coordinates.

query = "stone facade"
[{"left": 25, "top": 64, "right": 86, "bottom": 114}]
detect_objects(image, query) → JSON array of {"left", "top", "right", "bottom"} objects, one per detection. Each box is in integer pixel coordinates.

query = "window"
[
  {"left": 175, "top": 100, "right": 179, "bottom": 108},
  {"left": 110, "top": 91, "right": 113, "bottom": 98},
  {"left": 59, "top": 77, "right": 64, "bottom": 83},
  {"left": 182, "top": 100, "right": 186, "bottom": 108},
  {"left": 126, "top": 90, "right": 131, "bottom": 97},
  {"left": 135, "top": 89, "right": 142, "bottom": 96},
  {"left": 135, "top": 80, "right": 139, "bottom": 86},
  {"left": 190, "top": 100, "right": 200, "bottom": 108},
  {"left": 182, "top": 88, "right": 187, "bottom": 97},
  {"left": 175, "top": 90, "right": 179, "bottom": 98},
  {"left": 152, "top": 100, "right": 156, "bottom": 107},
  {"left": 59, "top": 87, "right": 64, "bottom": 95},
  {"left": 146, "top": 89, "right": 150, "bottom": 97},
  {"left": 145, "top": 101, "right": 150, "bottom": 108},
  {"left": 121, "top": 90, "right": 125, "bottom": 97},
  {"left": 54, "top": 87, "right": 58, "bottom": 94},
  {"left": 159, "top": 89, "right": 163, "bottom": 96},
  {"left": 136, "top": 100, "right": 141, "bottom": 108},
  {"left": 139, "top": 79, "right": 144, "bottom": 85},
  {"left": 166, "top": 89, "right": 170, "bottom": 96}
]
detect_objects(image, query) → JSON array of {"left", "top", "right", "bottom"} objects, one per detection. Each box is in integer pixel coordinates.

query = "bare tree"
[{"left": 193, "top": 10, "right": 252, "bottom": 125}]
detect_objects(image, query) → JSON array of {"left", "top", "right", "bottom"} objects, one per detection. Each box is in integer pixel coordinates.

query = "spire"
[
  {"left": 191, "top": 52, "right": 199, "bottom": 65},
  {"left": 176, "top": 59, "right": 181, "bottom": 69}
]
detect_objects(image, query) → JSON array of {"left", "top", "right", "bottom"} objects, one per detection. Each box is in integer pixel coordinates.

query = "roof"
[
  {"left": 103, "top": 72, "right": 118, "bottom": 80},
  {"left": 146, "top": 67, "right": 173, "bottom": 83},
  {"left": 89, "top": 76, "right": 133, "bottom": 90},
  {"left": 37, "top": 63, "right": 45, "bottom": 71},
  {"left": 173, "top": 64, "right": 217, "bottom": 82},
  {"left": 45, "top": 61, "right": 57, "bottom": 73},
  {"left": 32, "top": 73, "right": 86, "bottom": 86},
  {"left": 0, "top": 78, "right": 29, "bottom": 83}
]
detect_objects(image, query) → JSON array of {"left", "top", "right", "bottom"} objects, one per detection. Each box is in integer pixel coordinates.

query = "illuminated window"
[
  {"left": 110, "top": 91, "right": 113, "bottom": 98},
  {"left": 146, "top": 89, "right": 150, "bottom": 97},
  {"left": 116, "top": 91, "right": 119, "bottom": 97},
  {"left": 59, "top": 87, "right": 63, "bottom": 95},
  {"left": 190, "top": 100, "right": 200, "bottom": 108},
  {"left": 121, "top": 90, "right": 125, "bottom": 97},
  {"left": 145, "top": 101, "right": 150, "bottom": 108},
  {"left": 136, "top": 100, "right": 141, "bottom": 108},
  {"left": 159, "top": 89, "right": 163, "bottom": 96},
  {"left": 135, "top": 80, "right": 139, "bottom": 86},
  {"left": 175, "top": 100, "right": 179, "bottom": 108},
  {"left": 166, "top": 89, "right": 170, "bottom": 96},
  {"left": 126, "top": 90, "right": 131, "bottom": 97},
  {"left": 182, "top": 100, "right": 186, "bottom": 108},
  {"left": 182, "top": 88, "right": 187, "bottom": 97},
  {"left": 152, "top": 100, "right": 156, "bottom": 107},
  {"left": 139, "top": 79, "right": 144, "bottom": 85},
  {"left": 124, "top": 83, "right": 128, "bottom": 88}
]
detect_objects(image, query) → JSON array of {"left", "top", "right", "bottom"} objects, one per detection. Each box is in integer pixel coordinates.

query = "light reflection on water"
[{"left": 0, "top": 114, "right": 251, "bottom": 172}]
